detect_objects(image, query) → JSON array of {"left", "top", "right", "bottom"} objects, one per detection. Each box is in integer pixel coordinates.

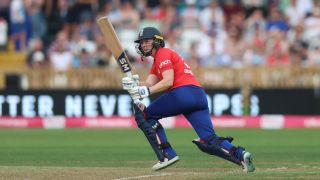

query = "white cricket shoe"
[
  {"left": 152, "top": 156, "right": 179, "bottom": 171},
  {"left": 241, "top": 151, "right": 255, "bottom": 172}
]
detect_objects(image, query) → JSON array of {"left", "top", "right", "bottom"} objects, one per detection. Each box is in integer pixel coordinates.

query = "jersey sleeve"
[
  {"left": 157, "top": 52, "right": 173, "bottom": 74},
  {"left": 150, "top": 64, "right": 157, "bottom": 75}
]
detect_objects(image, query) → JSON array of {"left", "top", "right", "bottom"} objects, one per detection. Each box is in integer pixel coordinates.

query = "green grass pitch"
[{"left": 0, "top": 128, "right": 319, "bottom": 179}]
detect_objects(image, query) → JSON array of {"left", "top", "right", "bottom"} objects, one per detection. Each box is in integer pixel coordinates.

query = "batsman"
[{"left": 122, "top": 27, "right": 255, "bottom": 172}]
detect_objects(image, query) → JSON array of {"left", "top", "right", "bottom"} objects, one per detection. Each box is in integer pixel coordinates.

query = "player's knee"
[
  {"left": 209, "top": 135, "right": 234, "bottom": 146},
  {"left": 192, "top": 138, "right": 231, "bottom": 155},
  {"left": 194, "top": 134, "right": 234, "bottom": 152},
  {"left": 192, "top": 139, "right": 241, "bottom": 165},
  {"left": 192, "top": 139, "right": 215, "bottom": 155},
  {"left": 136, "top": 119, "right": 156, "bottom": 136},
  {"left": 136, "top": 120, "right": 148, "bottom": 131},
  {"left": 192, "top": 135, "right": 243, "bottom": 165},
  {"left": 134, "top": 105, "right": 150, "bottom": 129},
  {"left": 134, "top": 113, "right": 151, "bottom": 131},
  {"left": 148, "top": 119, "right": 163, "bottom": 130},
  {"left": 142, "top": 108, "right": 163, "bottom": 121}
]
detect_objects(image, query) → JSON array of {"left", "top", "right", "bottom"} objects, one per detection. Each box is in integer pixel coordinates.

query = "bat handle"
[
  {"left": 133, "top": 99, "right": 146, "bottom": 111},
  {"left": 126, "top": 72, "right": 146, "bottom": 111}
]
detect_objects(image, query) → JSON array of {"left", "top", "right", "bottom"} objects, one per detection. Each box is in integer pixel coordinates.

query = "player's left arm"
[
  {"left": 149, "top": 69, "right": 174, "bottom": 94},
  {"left": 127, "top": 70, "right": 173, "bottom": 100},
  {"left": 140, "top": 74, "right": 160, "bottom": 87}
]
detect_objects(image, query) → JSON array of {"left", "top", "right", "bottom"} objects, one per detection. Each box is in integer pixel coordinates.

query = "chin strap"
[{"left": 142, "top": 47, "right": 153, "bottom": 57}]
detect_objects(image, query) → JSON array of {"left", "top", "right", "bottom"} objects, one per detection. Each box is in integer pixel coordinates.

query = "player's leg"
[
  {"left": 147, "top": 117, "right": 179, "bottom": 170},
  {"left": 184, "top": 109, "right": 255, "bottom": 172},
  {"left": 142, "top": 91, "right": 187, "bottom": 170},
  {"left": 133, "top": 105, "right": 165, "bottom": 161},
  {"left": 183, "top": 109, "right": 240, "bottom": 163},
  {"left": 147, "top": 118, "right": 180, "bottom": 170},
  {"left": 182, "top": 87, "right": 255, "bottom": 172},
  {"left": 143, "top": 85, "right": 216, "bottom": 166},
  {"left": 148, "top": 119, "right": 177, "bottom": 158},
  {"left": 144, "top": 90, "right": 186, "bottom": 157},
  {"left": 134, "top": 104, "right": 179, "bottom": 170},
  {"left": 146, "top": 85, "right": 244, "bottom": 162}
]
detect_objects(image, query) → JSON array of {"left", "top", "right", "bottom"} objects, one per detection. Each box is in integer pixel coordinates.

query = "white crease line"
[
  {"left": 295, "top": 164, "right": 320, "bottom": 169},
  {"left": 264, "top": 167, "right": 288, "bottom": 171},
  {"left": 113, "top": 173, "right": 172, "bottom": 180}
]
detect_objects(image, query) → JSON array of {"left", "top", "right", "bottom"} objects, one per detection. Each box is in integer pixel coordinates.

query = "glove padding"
[
  {"left": 129, "top": 86, "right": 150, "bottom": 100},
  {"left": 122, "top": 74, "right": 139, "bottom": 90}
]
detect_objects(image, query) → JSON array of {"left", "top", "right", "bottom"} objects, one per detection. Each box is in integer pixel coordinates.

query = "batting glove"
[
  {"left": 122, "top": 74, "right": 139, "bottom": 90},
  {"left": 129, "top": 86, "right": 150, "bottom": 100}
]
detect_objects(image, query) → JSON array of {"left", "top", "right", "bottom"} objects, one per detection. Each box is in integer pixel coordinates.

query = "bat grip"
[{"left": 126, "top": 71, "right": 146, "bottom": 111}]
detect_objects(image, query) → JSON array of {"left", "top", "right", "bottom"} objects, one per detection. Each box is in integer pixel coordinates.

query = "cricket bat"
[
  {"left": 97, "top": 17, "right": 145, "bottom": 109},
  {"left": 97, "top": 17, "right": 132, "bottom": 75}
]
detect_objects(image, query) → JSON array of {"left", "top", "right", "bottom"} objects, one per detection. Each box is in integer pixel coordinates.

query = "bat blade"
[
  {"left": 97, "top": 17, "right": 132, "bottom": 74},
  {"left": 96, "top": 17, "right": 145, "bottom": 110}
]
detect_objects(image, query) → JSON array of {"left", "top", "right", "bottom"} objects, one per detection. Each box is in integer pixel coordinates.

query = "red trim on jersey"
[{"left": 150, "top": 48, "right": 201, "bottom": 89}]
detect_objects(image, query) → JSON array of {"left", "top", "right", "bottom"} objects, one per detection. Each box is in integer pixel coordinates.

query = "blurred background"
[{"left": 0, "top": 0, "right": 320, "bottom": 129}]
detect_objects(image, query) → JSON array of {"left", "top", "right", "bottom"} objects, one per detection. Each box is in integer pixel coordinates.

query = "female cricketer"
[{"left": 122, "top": 27, "right": 255, "bottom": 172}]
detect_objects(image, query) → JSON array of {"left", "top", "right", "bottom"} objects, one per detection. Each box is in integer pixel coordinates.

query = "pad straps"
[
  {"left": 205, "top": 134, "right": 234, "bottom": 145},
  {"left": 160, "top": 142, "right": 171, "bottom": 149}
]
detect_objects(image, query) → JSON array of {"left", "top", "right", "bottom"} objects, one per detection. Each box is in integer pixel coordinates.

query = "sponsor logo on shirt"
[{"left": 159, "top": 60, "right": 171, "bottom": 69}]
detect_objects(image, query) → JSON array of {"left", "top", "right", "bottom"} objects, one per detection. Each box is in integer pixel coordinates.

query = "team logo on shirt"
[{"left": 159, "top": 60, "right": 171, "bottom": 69}]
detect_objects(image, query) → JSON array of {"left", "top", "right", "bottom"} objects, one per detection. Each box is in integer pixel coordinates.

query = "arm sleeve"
[
  {"left": 150, "top": 64, "right": 156, "bottom": 75},
  {"left": 157, "top": 53, "right": 173, "bottom": 74}
]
